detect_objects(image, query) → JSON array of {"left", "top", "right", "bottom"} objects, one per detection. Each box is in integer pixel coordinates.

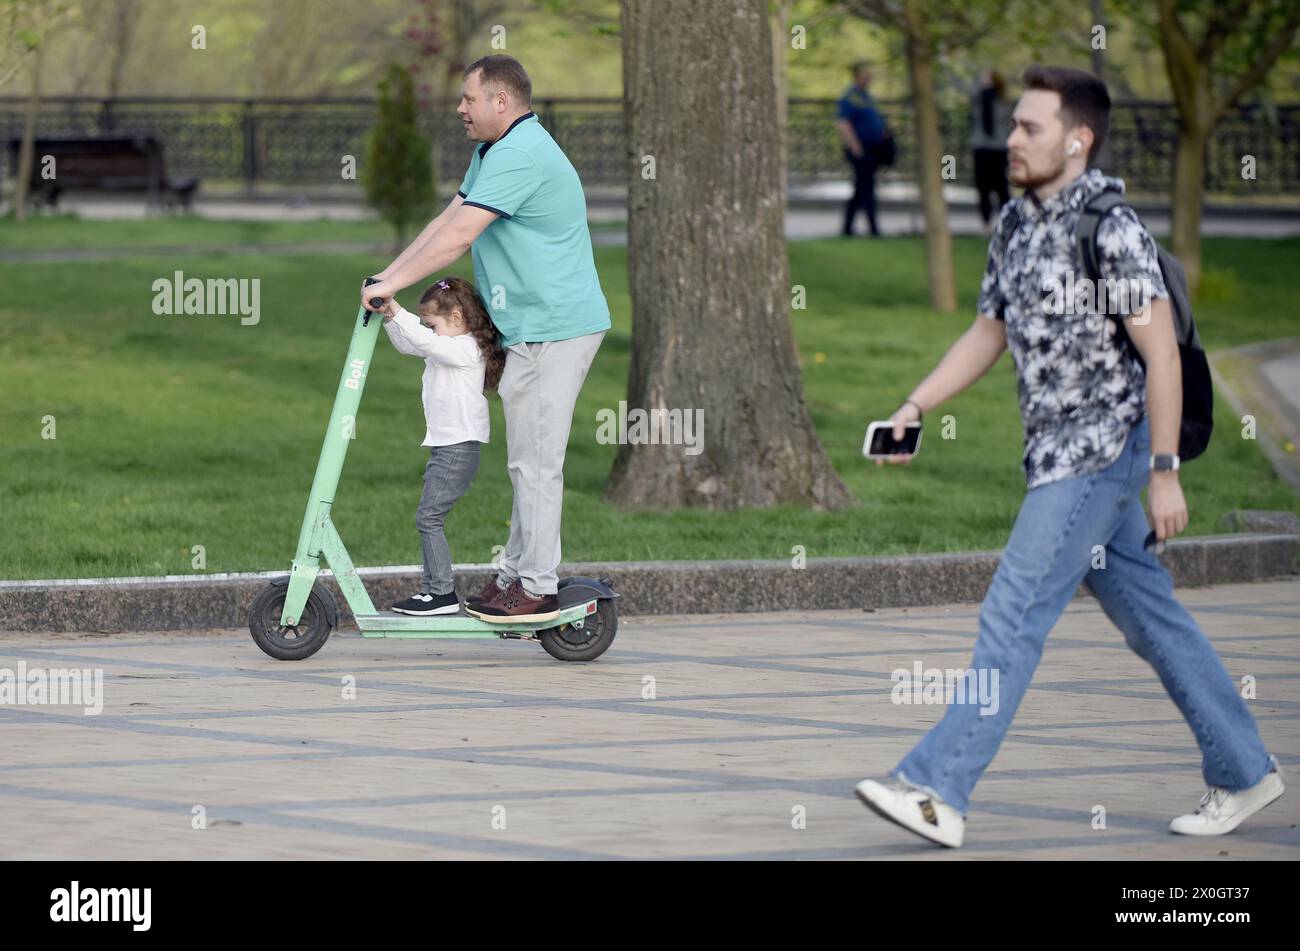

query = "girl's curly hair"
[{"left": 417, "top": 277, "right": 506, "bottom": 391}]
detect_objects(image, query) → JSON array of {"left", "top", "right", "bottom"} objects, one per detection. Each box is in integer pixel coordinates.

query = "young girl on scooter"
[{"left": 380, "top": 277, "right": 505, "bottom": 616}]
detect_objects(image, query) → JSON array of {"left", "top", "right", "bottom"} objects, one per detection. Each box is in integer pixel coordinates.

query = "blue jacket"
[{"left": 837, "top": 85, "right": 885, "bottom": 147}]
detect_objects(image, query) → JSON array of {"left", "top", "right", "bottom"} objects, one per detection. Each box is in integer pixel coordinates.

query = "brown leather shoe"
[
  {"left": 467, "top": 578, "right": 560, "bottom": 623},
  {"left": 465, "top": 575, "right": 507, "bottom": 608}
]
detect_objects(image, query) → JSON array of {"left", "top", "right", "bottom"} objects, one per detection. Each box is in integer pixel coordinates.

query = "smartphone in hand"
[{"left": 863, "top": 421, "right": 923, "bottom": 460}]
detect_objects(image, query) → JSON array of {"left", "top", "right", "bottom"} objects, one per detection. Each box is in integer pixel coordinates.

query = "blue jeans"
[
  {"left": 415, "top": 441, "right": 481, "bottom": 596},
  {"left": 894, "top": 417, "right": 1274, "bottom": 814}
]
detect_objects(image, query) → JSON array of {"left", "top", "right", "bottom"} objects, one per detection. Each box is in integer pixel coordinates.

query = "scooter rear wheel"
[
  {"left": 249, "top": 580, "right": 335, "bottom": 661},
  {"left": 538, "top": 598, "right": 617, "bottom": 662}
]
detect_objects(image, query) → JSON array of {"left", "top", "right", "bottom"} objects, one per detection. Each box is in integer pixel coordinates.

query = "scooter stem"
[{"left": 291, "top": 304, "right": 382, "bottom": 561}]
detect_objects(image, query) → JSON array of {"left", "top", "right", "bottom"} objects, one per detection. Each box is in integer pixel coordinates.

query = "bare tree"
[
  {"left": 451, "top": 0, "right": 512, "bottom": 76},
  {"left": 0, "top": 0, "right": 33, "bottom": 90},
  {"left": 251, "top": 0, "right": 339, "bottom": 96},
  {"left": 608, "top": 0, "right": 854, "bottom": 511},
  {"left": 11, "top": 0, "right": 77, "bottom": 222},
  {"left": 405, "top": 0, "right": 511, "bottom": 198},
  {"left": 61, "top": 0, "right": 142, "bottom": 97},
  {"left": 103, "top": 0, "right": 140, "bottom": 99}
]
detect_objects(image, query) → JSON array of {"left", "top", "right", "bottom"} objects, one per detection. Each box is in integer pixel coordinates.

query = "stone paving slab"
[{"left": 1, "top": 579, "right": 1297, "bottom": 860}]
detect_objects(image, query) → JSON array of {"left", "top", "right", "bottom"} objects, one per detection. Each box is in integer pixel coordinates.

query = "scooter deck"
[{"left": 354, "top": 599, "right": 598, "bottom": 638}]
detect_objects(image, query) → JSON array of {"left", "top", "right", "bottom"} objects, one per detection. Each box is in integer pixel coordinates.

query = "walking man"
[
  {"left": 855, "top": 66, "right": 1283, "bottom": 848},
  {"left": 836, "top": 61, "right": 887, "bottom": 237},
  {"left": 365, "top": 54, "right": 610, "bottom": 623},
  {"left": 970, "top": 69, "right": 1012, "bottom": 231}
]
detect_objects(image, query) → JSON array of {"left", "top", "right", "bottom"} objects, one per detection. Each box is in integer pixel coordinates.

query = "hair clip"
[{"left": 436, "top": 279, "right": 450, "bottom": 289}]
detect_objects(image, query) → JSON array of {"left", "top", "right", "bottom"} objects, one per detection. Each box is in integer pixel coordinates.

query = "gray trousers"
[
  {"left": 496, "top": 330, "right": 605, "bottom": 595},
  {"left": 416, "top": 440, "right": 481, "bottom": 596}
]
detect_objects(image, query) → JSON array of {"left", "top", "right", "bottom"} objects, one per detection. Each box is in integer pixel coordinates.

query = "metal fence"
[{"left": 3, "top": 95, "right": 1298, "bottom": 196}]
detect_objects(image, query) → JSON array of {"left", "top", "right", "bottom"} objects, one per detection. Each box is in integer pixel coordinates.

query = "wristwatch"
[{"left": 1150, "top": 453, "right": 1180, "bottom": 472}]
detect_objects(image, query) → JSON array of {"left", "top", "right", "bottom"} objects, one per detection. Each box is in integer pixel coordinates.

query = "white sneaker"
[
  {"left": 1170, "top": 766, "right": 1285, "bottom": 836},
  {"left": 855, "top": 778, "right": 965, "bottom": 848}
]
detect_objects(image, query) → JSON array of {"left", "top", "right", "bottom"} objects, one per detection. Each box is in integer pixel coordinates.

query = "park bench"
[{"left": 6, "top": 135, "right": 199, "bottom": 210}]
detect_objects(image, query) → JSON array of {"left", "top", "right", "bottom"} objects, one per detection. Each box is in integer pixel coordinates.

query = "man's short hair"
[
  {"left": 1022, "top": 65, "right": 1110, "bottom": 163},
  {"left": 464, "top": 54, "right": 532, "bottom": 107}
]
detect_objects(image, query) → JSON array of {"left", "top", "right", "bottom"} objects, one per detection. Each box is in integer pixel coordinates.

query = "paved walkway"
[
  {"left": 1211, "top": 338, "right": 1300, "bottom": 492},
  {"left": 1262, "top": 351, "right": 1300, "bottom": 423},
  {"left": 1, "top": 580, "right": 1297, "bottom": 859}
]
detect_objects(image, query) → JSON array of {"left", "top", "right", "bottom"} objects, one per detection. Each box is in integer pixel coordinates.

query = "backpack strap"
[
  {"left": 1077, "top": 188, "right": 1127, "bottom": 286},
  {"left": 1076, "top": 189, "right": 1141, "bottom": 360},
  {"left": 997, "top": 200, "right": 1023, "bottom": 263}
]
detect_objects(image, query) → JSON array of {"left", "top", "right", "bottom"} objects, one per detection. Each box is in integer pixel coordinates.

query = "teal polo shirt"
[{"left": 457, "top": 112, "right": 611, "bottom": 347}]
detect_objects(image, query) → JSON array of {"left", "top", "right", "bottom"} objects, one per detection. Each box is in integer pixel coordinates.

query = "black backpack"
[
  {"left": 872, "top": 126, "right": 897, "bottom": 167},
  {"left": 1076, "top": 190, "right": 1213, "bottom": 461}
]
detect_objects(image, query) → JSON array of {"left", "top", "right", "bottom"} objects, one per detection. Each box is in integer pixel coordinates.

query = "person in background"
[
  {"left": 836, "top": 61, "right": 886, "bottom": 237},
  {"left": 970, "top": 69, "right": 1013, "bottom": 233}
]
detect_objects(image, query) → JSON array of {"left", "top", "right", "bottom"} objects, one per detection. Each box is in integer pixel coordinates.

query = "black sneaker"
[{"left": 391, "top": 592, "right": 461, "bottom": 616}]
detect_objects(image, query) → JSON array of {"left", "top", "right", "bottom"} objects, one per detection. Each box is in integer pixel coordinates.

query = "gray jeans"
[
  {"left": 496, "top": 330, "right": 605, "bottom": 596},
  {"left": 416, "top": 440, "right": 481, "bottom": 596}
]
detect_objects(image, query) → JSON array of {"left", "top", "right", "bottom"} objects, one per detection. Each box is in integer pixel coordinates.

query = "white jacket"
[{"left": 383, "top": 307, "right": 489, "bottom": 447}]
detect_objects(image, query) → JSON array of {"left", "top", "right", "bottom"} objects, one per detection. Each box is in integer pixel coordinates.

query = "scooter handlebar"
[{"left": 361, "top": 277, "right": 386, "bottom": 322}]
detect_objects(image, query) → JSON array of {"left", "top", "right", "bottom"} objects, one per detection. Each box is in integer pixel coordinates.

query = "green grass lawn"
[
  {"left": 0, "top": 220, "right": 1296, "bottom": 580},
  {"left": 0, "top": 213, "right": 394, "bottom": 250}
]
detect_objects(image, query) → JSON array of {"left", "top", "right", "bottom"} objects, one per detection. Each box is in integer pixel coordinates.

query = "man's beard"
[{"left": 1009, "top": 153, "right": 1068, "bottom": 190}]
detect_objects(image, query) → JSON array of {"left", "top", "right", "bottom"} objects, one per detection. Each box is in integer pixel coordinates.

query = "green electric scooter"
[{"left": 247, "top": 279, "right": 619, "bottom": 663}]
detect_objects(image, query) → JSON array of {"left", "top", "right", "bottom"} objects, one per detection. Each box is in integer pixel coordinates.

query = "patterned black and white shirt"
[{"left": 977, "top": 169, "right": 1169, "bottom": 488}]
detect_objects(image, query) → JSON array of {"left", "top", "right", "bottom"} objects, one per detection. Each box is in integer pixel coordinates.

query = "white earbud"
[{"left": 1067, "top": 140, "right": 1082, "bottom": 156}]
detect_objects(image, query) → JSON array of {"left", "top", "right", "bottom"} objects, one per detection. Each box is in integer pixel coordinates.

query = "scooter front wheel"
[
  {"left": 538, "top": 598, "right": 617, "bottom": 662},
  {"left": 248, "top": 580, "right": 336, "bottom": 661}
]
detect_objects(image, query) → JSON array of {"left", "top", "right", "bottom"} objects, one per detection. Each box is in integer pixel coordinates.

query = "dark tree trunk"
[
  {"left": 902, "top": 0, "right": 955, "bottom": 312},
  {"left": 14, "top": 42, "right": 43, "bottom": 224},
  {"left": 608, "top": 0, "right": 854, "bottom": 511},
  {"left": 1170, "top": 125, "right": 1207, "bottom": 292}
]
